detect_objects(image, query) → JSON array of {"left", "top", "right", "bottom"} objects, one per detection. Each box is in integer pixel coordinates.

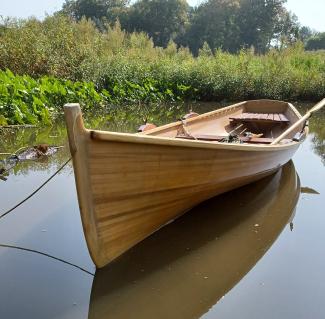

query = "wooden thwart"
[{"left": 229, "top": 112, "right": 289, "bottom": 123}]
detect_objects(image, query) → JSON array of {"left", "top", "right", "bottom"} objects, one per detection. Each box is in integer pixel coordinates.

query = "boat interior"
[{"left": 139, "top": 100, "right": 305, "bottom": 145}]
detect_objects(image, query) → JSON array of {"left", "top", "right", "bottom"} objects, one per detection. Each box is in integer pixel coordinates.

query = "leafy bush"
[
  {"left": 0, "top": 70, "right": 104, "bottom": 125},
  {"left": 0, "top": 69, "right": 190, "bottom": 125}
]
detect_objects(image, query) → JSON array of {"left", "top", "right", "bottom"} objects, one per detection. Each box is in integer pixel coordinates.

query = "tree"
[
  {"left": 305, "top": 32, "right": 325, "bottom": 51},
  {"left": 298, "top": 26, "right": 315, "bottom": 44},
  {"left": 236, "top": 0, "right": 287, "bottom": 53},
  {"left": 184, "top": 0, "right": 241, "bottom": 55},
  {"left": 126, "top": 0, "right": 190, "bottom": 47},
  {"left": 274, "top": 10, "right": 300, "bottom": 48},
  {"left": 61, "top": 0, "right": 129, "bottom": 21}
]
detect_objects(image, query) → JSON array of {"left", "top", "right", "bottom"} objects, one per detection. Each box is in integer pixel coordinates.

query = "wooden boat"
[
  {"left": 64, "top": 99, "right": 308, "bottom": 268},
  {"left": 88, "top": 161, "right": 300, "bottom": 319}
]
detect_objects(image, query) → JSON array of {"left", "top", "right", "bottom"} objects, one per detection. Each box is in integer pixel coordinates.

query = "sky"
[{"left": 0, "top": 0, "right": 324, "bottom": 32}]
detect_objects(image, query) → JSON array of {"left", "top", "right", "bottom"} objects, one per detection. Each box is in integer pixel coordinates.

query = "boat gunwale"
[
  {"left": 88, "top": 128, "right": 306, "bottom": 152},
  {"left": 138, "top": 100, "right": 247, "bottom": 135}
]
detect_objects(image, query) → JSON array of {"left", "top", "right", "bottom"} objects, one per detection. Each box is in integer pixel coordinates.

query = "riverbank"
[{"left": 1, "top": 17, "right": 325, "bottom": 125}]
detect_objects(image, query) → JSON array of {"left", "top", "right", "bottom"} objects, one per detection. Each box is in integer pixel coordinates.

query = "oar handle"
[
  {"left": 271, "top": 113, "right": 309, "bottom": 145},
  {"left": 271, "top": 99, "right": 325, "bottom": 145},
  {"left": 309, "top": 98, "right": 325, "bottom": 113}
]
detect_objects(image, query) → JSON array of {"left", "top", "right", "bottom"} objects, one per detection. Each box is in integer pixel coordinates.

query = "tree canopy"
[
  {"left": 126, "top": 0, "right": 189, "bottom": 47},
  {"left": 183, "top": 0, "right": 240, "bottom": 54},
  {"left": 306, "top": 33, "right": 325, "bottom": 51},
  {"left": 60, "top": 0, "right": 314, "bottom": 54}
]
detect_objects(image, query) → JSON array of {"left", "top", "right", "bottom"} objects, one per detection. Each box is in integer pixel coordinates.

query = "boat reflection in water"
[{"left": 88, "top": 161, "right": 300, "bottom": 319}]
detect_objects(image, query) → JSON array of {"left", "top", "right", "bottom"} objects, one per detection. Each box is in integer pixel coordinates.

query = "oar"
[{"left": 271, "top": 98, "right": 325, "bottom": 145}]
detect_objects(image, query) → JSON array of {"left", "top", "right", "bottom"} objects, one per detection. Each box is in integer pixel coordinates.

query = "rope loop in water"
[{"left": 0, "top": 157, "right": 72, "bottom": 220}]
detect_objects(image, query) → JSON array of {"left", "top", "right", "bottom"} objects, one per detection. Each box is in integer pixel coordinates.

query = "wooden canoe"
[
  {"left": 64, "top": 99, "right": 307, "bottom": 268},
  {"left": 88, "top": 161, "right": 300, "bottom": 319}
]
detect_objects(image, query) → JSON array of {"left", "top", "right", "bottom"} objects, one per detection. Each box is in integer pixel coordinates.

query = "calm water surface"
[{"left": 0, "top": 102, "right": 324, "bottom": 319}]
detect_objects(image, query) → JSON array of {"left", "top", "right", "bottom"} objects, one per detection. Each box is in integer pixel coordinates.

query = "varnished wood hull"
[
  {"left": 89, "top": 161, "right": 300, "bottom": 319},
  {"left": 64, "top": 100, "right": 305, "bottom": 267}
]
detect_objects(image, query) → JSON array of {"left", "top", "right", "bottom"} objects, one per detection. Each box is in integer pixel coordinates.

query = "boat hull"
[
  {"left": 82, "top": 133, "right": 298, "bottom": 267},
  {"left": 88, "top": 161, "right": 300, "bottom": 318},
  {"left": 64, "top": 102, "right": 302, "bottom": 267}
]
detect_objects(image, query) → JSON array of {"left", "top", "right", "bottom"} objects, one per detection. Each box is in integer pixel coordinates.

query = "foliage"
[
  {"left": 0, "top": 15, "right": 110, "bottom": 80},
  {"left": 298, "top": 26, "right": 315, "bottom": 44},
  {"left": 61, "top": 0, "right": 130, "bottom": 28},
  {"left": 0, "top": 69, "right": 104, "bottom": 125},
  {"left": 59, "top": 0, "right": 304, "bottom": 53},
  {"left": 0, "top": 16, "right": 325, "bottom": 125},
  {"left": 236, "top": 0, "right": 288, "bottom": 53},
  {"left": 126, "top": 0, "right": 189, "bottom": 47},
  {"left": 0, "top": 67, "right": 193, "bottom": 125},
  {"left": 306, "top": 33, "right": 325, "bottom": 51},
  {"left": 184, "top": 0, "right": 240, "bottom": 54}
]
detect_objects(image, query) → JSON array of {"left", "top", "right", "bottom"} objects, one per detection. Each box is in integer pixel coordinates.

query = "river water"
[{"left": 0, "top": 102, "right": 324, "bottom": 319}]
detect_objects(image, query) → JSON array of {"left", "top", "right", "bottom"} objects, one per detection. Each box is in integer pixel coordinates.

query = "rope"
[
  {"left": 0, "top": 154, "right": 94, "bottom": 276},
  {"left": 0, "top": 157, "right": 72, "bottom": 219},
  {"left": 0, "top": 243, "right": 94, "bottom": 276}
]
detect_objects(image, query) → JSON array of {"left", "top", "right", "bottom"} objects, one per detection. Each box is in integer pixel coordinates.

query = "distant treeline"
[{"left": 55, "top": 0, "right": 322, "bottom": 54}]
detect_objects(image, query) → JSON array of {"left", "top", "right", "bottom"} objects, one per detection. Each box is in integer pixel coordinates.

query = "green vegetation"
[
  {"left": 0, "top": 69, "right": 104, "bottom": 125},
  {"left": 306, "top": 33, "right": 325, "bottom": 51},
  {"left": 60, "top": 0, "right": 305, "bottom": 54},
  {"left": 0, "top": 15, "right": 325, "bottom": 125},
  {"left": 0, "top": 67, "right": 193, "bottom": 125}
]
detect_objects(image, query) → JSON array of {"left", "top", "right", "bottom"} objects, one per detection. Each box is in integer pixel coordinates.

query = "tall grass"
[{"left": 0, "top": 16, "right": 325, "bottom": 124}]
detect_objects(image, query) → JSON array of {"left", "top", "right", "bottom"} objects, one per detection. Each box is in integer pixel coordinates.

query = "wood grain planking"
[
  {"left": 88, "top": 162, "right": 300, "bottom": 319},
  {"left": 274, "top": 113, "right": 281, "bottom": 122},
  {"left": 279, "top": 113, "right": 289, "bottom": 122},
  {"left": 86, "top": 140, "right": 297, "bottom": 265}
]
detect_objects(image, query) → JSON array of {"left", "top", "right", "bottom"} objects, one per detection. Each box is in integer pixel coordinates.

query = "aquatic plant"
[{"left": 0, "top": 70, "right": 105, "bottom": 125}]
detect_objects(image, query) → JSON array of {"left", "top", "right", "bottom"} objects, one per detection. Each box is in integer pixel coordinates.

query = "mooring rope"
[
  {"left": 0, "top": 243, "right": 94, "bottom": 276},
  {"left": 0, "top": 154, "right": 95, "bottom": 276},
  {"left": 0, "top": 157, "right": 72, "bottom": 220}
]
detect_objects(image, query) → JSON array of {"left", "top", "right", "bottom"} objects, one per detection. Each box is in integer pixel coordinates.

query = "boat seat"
[{"left": 229, "top": 112, "right": 289, "bottom": 123}]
